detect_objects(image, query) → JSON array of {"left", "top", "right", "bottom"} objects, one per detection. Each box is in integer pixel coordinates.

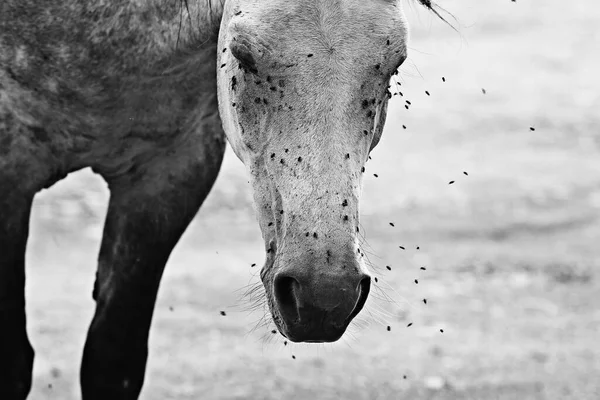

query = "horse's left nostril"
[{"left": 347, "top": 275, "right": 371, "bottom": 323}]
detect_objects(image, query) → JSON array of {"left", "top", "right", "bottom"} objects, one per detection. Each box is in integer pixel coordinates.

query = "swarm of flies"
[{"left": 219, "top": 39, "right": 544, "bottom": 374}]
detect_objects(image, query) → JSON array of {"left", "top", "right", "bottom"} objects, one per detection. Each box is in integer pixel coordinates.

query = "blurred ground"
[{"left": 24, "top": 0, "right": 600, "bottom": 399}]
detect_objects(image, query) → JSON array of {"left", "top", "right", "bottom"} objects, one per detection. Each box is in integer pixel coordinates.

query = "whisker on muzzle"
[{"left": 233, "top": 215, "right": 423, "bottom": 346}]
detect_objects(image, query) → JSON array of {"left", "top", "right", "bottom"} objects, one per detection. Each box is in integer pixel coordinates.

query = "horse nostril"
[
  {"left": 359, "top": 275, "right": 371, "bottom": 295},
  {"left": 274, "top": 275, "right": 301, "bottom": 321},
  {"left": 347, "top": 276, "right": 371, "bottom": 322}
]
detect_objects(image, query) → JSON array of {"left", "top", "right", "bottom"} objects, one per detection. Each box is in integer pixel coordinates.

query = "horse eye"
[{"left": 230, "top": 40, "right": 258, "bottom": 74}]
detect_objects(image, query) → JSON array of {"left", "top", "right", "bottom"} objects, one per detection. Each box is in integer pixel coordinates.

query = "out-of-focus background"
[{"left": 26, "top": 0, "right": 600, "bottom": 399}]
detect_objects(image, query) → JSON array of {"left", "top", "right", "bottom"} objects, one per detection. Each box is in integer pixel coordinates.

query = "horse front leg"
[
  {"left": 80, "top": 138, "right": 225, "bottom": 400},
  {"left": 0, "top": 190, "right": 35, "bottom": 400}
]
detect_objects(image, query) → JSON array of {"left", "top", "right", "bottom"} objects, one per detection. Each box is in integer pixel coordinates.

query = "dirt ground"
[{"left": 24, "top": 0, "right": 599, "bottom": 399}]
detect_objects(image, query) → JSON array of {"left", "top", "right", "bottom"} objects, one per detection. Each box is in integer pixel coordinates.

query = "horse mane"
[{"left": 415, "top": 0, "right": 458, "bottom": 30}]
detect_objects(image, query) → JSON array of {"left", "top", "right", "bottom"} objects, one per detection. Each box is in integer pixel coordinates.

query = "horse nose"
[{"left": 273, "top": 267, "right": 371, "bottom": 342}]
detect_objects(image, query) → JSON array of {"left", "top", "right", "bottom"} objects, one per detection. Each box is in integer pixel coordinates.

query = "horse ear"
[{"left": 229, "top": 37, "right": 258, "bottom": 74}]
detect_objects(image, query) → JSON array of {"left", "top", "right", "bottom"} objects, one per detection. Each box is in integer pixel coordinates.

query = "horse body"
[
  {"left": 0, "top": 0, "right": 224, "bottom": 186},
  {"left": 0, "top": 0, "right": 417, "bottom": 398},
  {"left": 1, "top": 2, "right": 226, "bottom": 398}
]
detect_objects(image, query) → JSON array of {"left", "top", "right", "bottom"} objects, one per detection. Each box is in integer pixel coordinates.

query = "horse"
[{"left": 0, "top": 0, "right": 443, "bottom": 398}]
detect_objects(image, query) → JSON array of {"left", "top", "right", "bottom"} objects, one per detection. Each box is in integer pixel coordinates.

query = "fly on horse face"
[{"left": 0, "top": 0, "right": 444, "bottom": 398}]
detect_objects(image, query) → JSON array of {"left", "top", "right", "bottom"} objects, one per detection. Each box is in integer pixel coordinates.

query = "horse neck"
[{"left": 183, "top": 0, "right": 227, "bottom": 44}]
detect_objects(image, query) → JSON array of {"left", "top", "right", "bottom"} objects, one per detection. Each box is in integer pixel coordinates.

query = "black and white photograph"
[{"left": 1, "top": 0, "right": 598, "bottom": 399}]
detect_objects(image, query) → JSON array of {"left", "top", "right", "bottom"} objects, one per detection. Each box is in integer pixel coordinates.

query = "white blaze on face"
[{"left": 217, "top": 0, "right": 408, "bottom": 285}]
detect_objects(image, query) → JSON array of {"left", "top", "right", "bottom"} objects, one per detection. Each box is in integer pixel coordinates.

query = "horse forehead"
[{"left": 243, "top": 0, "right": 398, "bottom": 37}]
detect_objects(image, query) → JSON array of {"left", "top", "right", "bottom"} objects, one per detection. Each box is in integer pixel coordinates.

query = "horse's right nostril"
[{"left": 274, "top": 275, "right": 301, "bottom": 322}]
